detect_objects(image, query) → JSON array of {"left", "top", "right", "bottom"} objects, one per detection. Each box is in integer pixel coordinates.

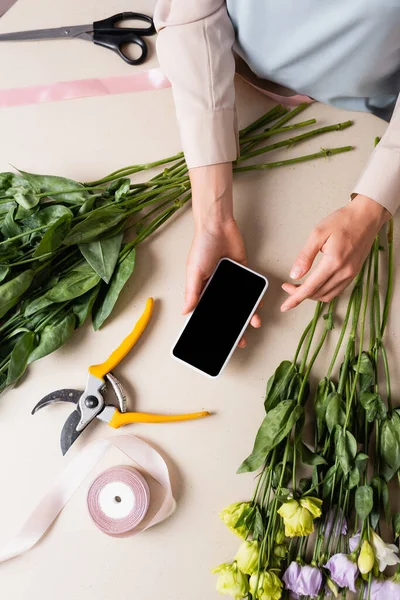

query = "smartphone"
[{"left": 171, "top": 258, "right": 268, "bottom": 378}]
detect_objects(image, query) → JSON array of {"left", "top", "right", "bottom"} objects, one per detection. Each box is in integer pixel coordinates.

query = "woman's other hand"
[{"left": 281, "top": 195, "right": 391, "bottom": 311}]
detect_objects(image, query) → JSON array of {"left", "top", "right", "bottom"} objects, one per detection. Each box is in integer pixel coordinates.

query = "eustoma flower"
[
  {"left": 324, "top": 553, "right": 358, "bottom": 592},
  {"left": 212, "top": 562, "right": 249, "bottom": 599},
  {"left": 370, "top": 531, "right": 400, "bottom": 572},
  {"left": 234, "top": 540, "right": 259, "bottom": 575},
  {"left": 283, "top": 562, "right": 322, "bottom": 598},
  {"left": 362, "top": 579, "right": 385, "bottom": 599},
  {"left": 249, "top": 571, "right": 283, "bottom": 600},
  {"left": 219, "top": 502, "right": 252, "bottom": 539},
  {"left": 358, "top": 541, "right": 375, "bottom": 575},
  {"left": 277, "top": 496, "right": 322, "bottom": 537}
]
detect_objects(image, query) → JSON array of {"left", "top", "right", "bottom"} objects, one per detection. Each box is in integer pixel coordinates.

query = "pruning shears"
[{"left": 32, "top": 298, "right": 210, "bottom": 454}]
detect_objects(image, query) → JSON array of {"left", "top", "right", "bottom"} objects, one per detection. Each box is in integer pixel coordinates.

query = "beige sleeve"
[
  {"left": 154, "top": 0, "right": 239, "bottom": 169},
  {"left": 352, "top": 95, "right": 400, "bottom": 215}
]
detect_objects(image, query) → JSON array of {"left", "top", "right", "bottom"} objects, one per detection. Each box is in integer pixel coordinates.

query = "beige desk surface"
[{"left": 0, "top": 1, "right": 397, "bottom": 599}]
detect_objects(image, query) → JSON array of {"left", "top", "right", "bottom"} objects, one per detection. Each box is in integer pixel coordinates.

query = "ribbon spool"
[{"left": 87, "top": 466, "right": 150, "bottom": 536}]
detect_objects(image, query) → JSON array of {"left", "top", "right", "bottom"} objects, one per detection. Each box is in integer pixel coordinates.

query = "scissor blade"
[
  {"left": 0, "top": 23, "right": 92, "bottom": 42},
  {"left": 60, "top": 408, "right": 86, "bottom": 455},
  {"left": 32, "top": 389, "right": 82, "bottom": 415}
]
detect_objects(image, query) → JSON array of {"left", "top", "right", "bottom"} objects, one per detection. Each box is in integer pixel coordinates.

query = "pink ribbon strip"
[
  {"left": 0, "top": 435, "right": 176, "bottom": 562},
  {"left": 0, "top": 0, "right": 18, "bottom": 17},
  {"left": 0, "top": 68, "right": 171, "bottom": 109}
]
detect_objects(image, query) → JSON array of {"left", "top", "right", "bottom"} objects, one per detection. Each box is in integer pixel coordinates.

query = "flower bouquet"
[{"left": 213, "top": 220, "right": 400, "bottom": 599}]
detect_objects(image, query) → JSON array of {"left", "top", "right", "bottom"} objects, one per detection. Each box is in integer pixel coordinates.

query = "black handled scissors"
[{"left": 0, "top": 12, "right": 156, "bottom": 65}]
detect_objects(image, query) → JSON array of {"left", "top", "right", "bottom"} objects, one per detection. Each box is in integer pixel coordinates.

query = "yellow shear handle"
[
  {"left": 109, "top": 410, "right": 210, "bottom": 428},
  {"left": 89, "top": 297, "right": 154, "bottom": 381}
]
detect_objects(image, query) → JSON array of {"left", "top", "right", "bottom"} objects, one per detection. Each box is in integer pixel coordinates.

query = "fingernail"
[
  {"left": 290, "top": 266, "right": 302, "bottom": 280},
  {"left": 281, "top": 303, "right": 290, "bottom": 313}
]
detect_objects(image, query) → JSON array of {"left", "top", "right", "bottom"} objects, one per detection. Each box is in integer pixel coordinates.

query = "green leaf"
[
  {"left": 92, "top": 247, "right": 136, "bottom": 330},
  {"left": 1, "top": 204, "right": 21, "bottom": 239},
  {"left": 381, "top": 479, "right": 391, "bottom": 523},
  {"left": 347, "top": 466, "right": 360, "bottom": 490},
  {"left": 6, "top": 331, "right": 36, "bottom": 385},
  {"left": 336, "top": 429, "right": 357, "bottom": 475},
  {"left": 360, "top": 392, "right": 387, "bottom": 422},
  {"left": 113, "top": 178, "right": 131, "bottom": 202},
  {"left": 33, "top": 213, "right": 72, "bottom": 257},
  {"left": 24, "top": 295, "right": 56, "bottom": 317},
  {"left": 325, "top": 392, "right": 346, "bottom": 434},
  {"left": 0, "top": 269, "right": 34, "bottom": 318},
  {"left": 355, "top": 485, "right": 373, "bottom": 522},
  {"left": 0, "top": 172, "right": 38, "bottom": 209},
  {"left": 17, "top": 169, "right": 88, "bottom": 204},
  {"left": 28, "top": 313, "right": 76, "bottom": 363},
  {"left": 393, "top": 514, "right": 400, "bottom": 539},
  {"left": 355, "top": 453, "right": 369, "bottom": 474},
  {"left": 315, "top": 378, "right": 335, "bottom": 440},
  {"left": 0, "top": 200, "right": 15, "bottom": 217},
  {"left": 45, "top": 262, "right": 101, "bottom": 303},
  {"left": 22, "top": 204, "right": 72, "bottom": 230},
  {"left": 322, "top": 464, "right": 340, "bottom": 499},
  {"left": 264, "top": 360, "right": 295, "bottom": 412},
  {"left": 64, "top": 207, "right": 126, "bottom": 245},
  {"left": 78, "top": 196, "right": 97, "bottom": 215},
  {"left": 72, "top": 283, "right": 101, "bottom": 327},
  {"left": 0, "top": 266, "right": 9, "bottom": 283},
  {"left": 354, "top": 352, "right": 375, "bottom": 392},
  {"left": 298, "top": 442, "right": 327, "bottom": 466},
  {"left": 79, "top": 232, "right": 123, "bottom": 283},
  {"left": 380, "top": 413, "right": 400, "bottom": 472},
  {"left": 237, "top": 401, "right": 304, "bottom": 473}
]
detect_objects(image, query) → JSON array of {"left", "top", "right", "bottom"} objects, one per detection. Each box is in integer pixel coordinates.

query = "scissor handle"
[
  {"left": 89, "top": 297, "right": 154, "bottom": 380},
  {"left": 93, "top": 12, "right": 156, "bottom": 36},
  {"left": 93, "top": 30, "right": 148, "bottom": 66},
  {"left": 109, "top": 410, "right": 210, "bottom": 428}
]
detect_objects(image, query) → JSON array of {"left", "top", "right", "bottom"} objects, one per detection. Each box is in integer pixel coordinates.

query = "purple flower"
[
  {"left": 323, "top": 506, "right": 348, "bottom": 536},
  {"left": 380, "top": 579, "right": 400, "bottom": 598},
  {"left": 283, "top": 562, "right": 322, "bottom": 598},
  {"left": 324, "top": 553, "right": 358, "bottom": 592},
  {"left": 362, "top": 579, "right": 385, "bottom": 599},
  {"left": 349, "top": 531, "right": 361, "bottom": 553},
  {"left": 283, "top": 561, "right": 301, "bottom": 592}
]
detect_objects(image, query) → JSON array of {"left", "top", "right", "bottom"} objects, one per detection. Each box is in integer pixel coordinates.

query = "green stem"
[
  {"left": 299, "top": 302, "right": 322, "bottom": 374},
  {"left": 236, "top": 121, "right": 353, "bottom": 163},
  {"left": 233, "top": 146, "right": 353, "bottom": 172},
  {"left": 344, "top": 253, "right": 373, "bottom": 427},
  {"left": 240, "top": 119, "right": 316, "bottom": 144},
  {"left": 298, "top": 302, "right": 334, "bottom": 404},
  {"left": 239, "top": 105, "right": 287, "bottom": 138},
  {"left": 84, "top": 152, "right": 184, "bottom": 186},
  {"left": 381, "top": 219, "right": 394, "bottom": 337}
]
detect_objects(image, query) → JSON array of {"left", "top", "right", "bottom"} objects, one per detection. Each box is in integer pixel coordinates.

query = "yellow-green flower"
[
  {"left": 220, "top": 502, "right": 252, "bottom": 538},
  {"left": 273, "top": 544, "right": 288, "bottom": 559},
  {"left": 249, "top": 571, "right": 283, "bottom": 600},
  {"left": 212, "top": 562, "right": 249, "bottom": 599},
  {"left": 235, "top": 540, "right": 260, "bottom": 575},
  {"left": 358, "top": 540, "right": 375, "bottom": 575},
  {"left": 277, "top": 497, "right": 322, "bottom": 538}
]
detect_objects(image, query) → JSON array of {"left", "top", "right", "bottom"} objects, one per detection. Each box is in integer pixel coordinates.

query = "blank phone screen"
[{"left": 172, "top": 260, "right": 267, "bottom": 377}]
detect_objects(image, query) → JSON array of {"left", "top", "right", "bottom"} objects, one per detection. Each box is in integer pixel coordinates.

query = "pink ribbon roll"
[
  {"left": 0, "top": 435, "right": 176, "bottom": 563},
  {"left": 87, "top": 466, "right": 150, "bottom": 536}
]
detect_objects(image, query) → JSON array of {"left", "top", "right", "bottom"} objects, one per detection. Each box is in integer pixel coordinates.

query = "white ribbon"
[{"left": 0, "top": 435, "right": 176, "bottom": 562}]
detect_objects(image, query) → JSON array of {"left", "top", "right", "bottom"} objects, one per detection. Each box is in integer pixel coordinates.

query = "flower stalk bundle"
[
  {"left": 213, "top": 219, "right": 400, "bottom": 600},
  {"left": 0, "top": 104, "right": 352, "bottom": 394}
]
